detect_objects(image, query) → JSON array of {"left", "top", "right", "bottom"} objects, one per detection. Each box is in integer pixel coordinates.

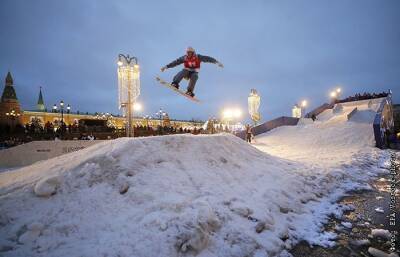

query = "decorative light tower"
[
  {"left": 248, "top": 89, "right": 261, "bottom": 126},
  {"left": 117, "top": 54, "right": 140, "bottom": 137},
  {"left": 292, "top": 104, "right": 301, "bottom": 118},
  {"left": 300, "top": 100, "right": 307, "bottom": 117}
]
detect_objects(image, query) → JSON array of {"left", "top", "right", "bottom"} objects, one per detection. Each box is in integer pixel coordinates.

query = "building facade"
[
  {"left": 0, "top": 72, "right": 203, "bottom": 130},
  {"left": 0, "top": 72, "right": 23, "bottom": 127}
]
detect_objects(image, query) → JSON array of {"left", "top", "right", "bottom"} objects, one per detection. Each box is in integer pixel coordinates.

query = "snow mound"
[{"left": 0, "top": 133, "right": 365, "bottom": 257}]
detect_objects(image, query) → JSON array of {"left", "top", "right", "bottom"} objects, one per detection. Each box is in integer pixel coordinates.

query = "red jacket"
[
  {"left": 165, "top": 54, "right": 218, "bottom": 72},
  {"left": 184, "top": 55, "right": 201, "bottom": 69}
]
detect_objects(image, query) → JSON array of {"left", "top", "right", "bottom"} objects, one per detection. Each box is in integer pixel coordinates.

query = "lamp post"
[
  {"left": 330, "top": 91, "right": 338, "bottom": 103},
  {"left": 335, "top": 87, "right": 342, "bottom": 101},
  {"left": 156, "top": 109, "right": 166, "bottom": 126},
  {"left": 60, "top": 101, "right": 64, "bottom": 130},
  {"left": 52, "top": 101, "right": 70, "bottom": 139},
  {"left": 5, "top": 110, "right": 21, "bottom": 132},
  {"left": 143, "top": 115, "right": 151, "bottom": 127},
  {"left": 156, "top": 109, "right": 167, "bottom": 134},
  {"left": 330, "top": 87, "right": 342, "bottom": 103},
  {"left": 222, "top": 108, "right": 242, "bottom": 132},
  {"left": 117, "top": 54, "right": 140, "bottom": 137},
  {"left": 248, "top": 89, "right": 261, "bottom": 126}
]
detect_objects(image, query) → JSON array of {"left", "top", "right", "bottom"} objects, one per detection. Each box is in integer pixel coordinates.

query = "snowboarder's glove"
[
  {"left": 217, "top": 62, "right": 224, "bottom": 68},
  {"left": 161, "top": 66, "right": 167, "bottom": 72}
]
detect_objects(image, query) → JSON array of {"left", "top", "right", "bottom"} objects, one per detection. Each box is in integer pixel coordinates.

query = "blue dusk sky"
[{"left": 0, "top": 0, "right": 399, "bottom": 122}]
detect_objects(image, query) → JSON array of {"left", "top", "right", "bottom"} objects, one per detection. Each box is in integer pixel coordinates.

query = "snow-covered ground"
[{"left": 0, "top": 100, "right": 390, "bottom": 257}]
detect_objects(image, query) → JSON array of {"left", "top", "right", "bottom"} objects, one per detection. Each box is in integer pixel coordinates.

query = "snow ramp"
[
  {"left": 254, "top": 99, "right": 384, "bottom": 168},
  {"left": 0, "top": 133, "right": 386, "bottom": 257}
]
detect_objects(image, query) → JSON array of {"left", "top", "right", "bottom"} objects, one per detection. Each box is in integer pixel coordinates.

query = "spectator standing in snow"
[
  {"left": 311, "top": 114, "right": 316, "bottom": 122},
  {"left": 245, "top": 124, "right": 253, "bottom": 143}
]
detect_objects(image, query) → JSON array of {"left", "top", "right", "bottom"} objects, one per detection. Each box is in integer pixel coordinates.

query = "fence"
[
  {"left": 305, "top": 103, "right": 334, "bottom": 118},
  {"left": 236, "top": 116, "right": 299, "bottom": 139},
  {"left": 0, "top": 140, "right": 104, "bottom": 168}
]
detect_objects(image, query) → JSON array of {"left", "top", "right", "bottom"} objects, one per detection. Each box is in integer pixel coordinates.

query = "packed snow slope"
[
  {"left": 254, "top": 99, "right": 383, "bottom": 169},
  {"left": 0, "top": 100, "right": 389, "bottom": 257}
]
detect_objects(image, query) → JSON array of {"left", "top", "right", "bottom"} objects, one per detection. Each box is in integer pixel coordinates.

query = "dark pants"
[
  {"left": 173, "top": 69, "right": 199, "bottom": 92},
  {"left": 246, "top": 133, "right": 252, "bottom": 143}
]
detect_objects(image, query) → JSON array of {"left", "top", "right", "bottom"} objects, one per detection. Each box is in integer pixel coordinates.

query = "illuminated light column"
[
  {"left": 117, "top": 54, "right": 140, "bottom": 137},
  {"left": 301, "top": 100, "right": 307, "bottom": 118},
  {"left": 292, "top": 104, "right": 301, "bottom": 118},
  {"left": 248, "top": 89, "right": 261, "bottom": 126}
]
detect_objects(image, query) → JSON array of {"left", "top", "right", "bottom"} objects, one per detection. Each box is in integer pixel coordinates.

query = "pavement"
[{"left": 291, "top": 162, "right": 400, "bottom": 257}]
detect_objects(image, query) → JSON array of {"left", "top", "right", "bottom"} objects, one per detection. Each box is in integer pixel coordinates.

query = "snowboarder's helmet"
[{"left": 186, "top": 46, "right": 195, "bottom": 53}]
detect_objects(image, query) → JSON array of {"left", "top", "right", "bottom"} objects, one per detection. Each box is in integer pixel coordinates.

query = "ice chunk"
[
  {"left": 368, "top": 247, "right": 399, "bottom": 257},
  {"left": 371, "top": 229, "right": 392, "bottom": 240},
  {"left": 34, "top": 176, "right": 60, "bottom": 197}
]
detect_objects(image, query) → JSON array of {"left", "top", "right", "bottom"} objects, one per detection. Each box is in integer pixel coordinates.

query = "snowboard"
[{"left": 156, "top": 76, "right": 201, "bottom": 103}]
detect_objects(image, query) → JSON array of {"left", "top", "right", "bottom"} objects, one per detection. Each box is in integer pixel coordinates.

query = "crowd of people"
[
  {"left": 0, "top": 121, "right": 206, "bottom": 149},
  {"left": 336, "top": 91, "right": 389, "bottom": 103}
]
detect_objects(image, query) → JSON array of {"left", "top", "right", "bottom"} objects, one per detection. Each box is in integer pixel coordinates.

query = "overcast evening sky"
[{"left": 0, "top": 0, "right": 399, "bottom": 122}]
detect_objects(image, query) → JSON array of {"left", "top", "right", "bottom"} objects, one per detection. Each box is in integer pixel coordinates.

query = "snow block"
[
  {"left": 34, "top": 176, "right": 61, "bottom": 197},
  {"left": 18, "top": 222, "right": 43, "bottom": 244},
  {"left": 175, "top": 201, "right": 221, "bottom": 254},
  {"left": 371, "top": 229, "right": 392, "bottom": 240},
  {"left": 119, "top": 181, "right": 129, "bottom": 194}
]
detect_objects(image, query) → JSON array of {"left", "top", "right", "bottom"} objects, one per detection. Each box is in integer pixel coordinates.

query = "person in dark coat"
[{"left": 245, "top": 124, "right": 253, "bottom": 143}]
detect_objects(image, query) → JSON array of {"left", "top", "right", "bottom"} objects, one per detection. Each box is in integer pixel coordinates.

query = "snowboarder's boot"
[
  {"left": 186, "top": 90, "right": 195, "bottom": 97},
  {"left": 171, "top": 82, "right": 180, "bottom": 89}
]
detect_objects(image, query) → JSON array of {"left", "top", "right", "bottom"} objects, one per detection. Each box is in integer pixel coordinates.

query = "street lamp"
[
  {"left": 5, "top": 110, "right": 21, "bottom": 131},
  {"left": 233, "top": 109, "right": 242, "bottom": 119},
  {"left": 133, "top": 102, "right": 142, "bottom": 112},
  {"left": 222, "top": 107, "right": 242, "bottom": 132},
  {"left": 117, "top": 53, "right": 140, "bottom": 137},
  {"left": 336, "top": 87, "right": 342, "bottom": 100},
  {"left": 143, "top": 115, "right": 152, "bottom": 127},
  {"left": 156, "top": 108, "right": 166, "bottom": 127},
  {"left": 53, "top": 101, "right": 70, "bottom": 139},
  {"left": 248, "top": 89, "right": 261, "bottom": 126},
  {"left": 330, "top": 87, "right": 342, "bottom": 103},
  {"left": 60, "top": 101, "right": 64, "bottom": 130}
]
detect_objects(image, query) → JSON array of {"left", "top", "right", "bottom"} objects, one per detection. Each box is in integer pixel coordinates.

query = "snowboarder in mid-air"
[{"left": 160, "top": 47, "right": 223, "bottom": 97}]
